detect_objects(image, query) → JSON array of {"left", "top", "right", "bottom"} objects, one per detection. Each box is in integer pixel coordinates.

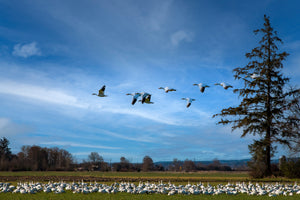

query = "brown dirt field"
[{"left": 0, "top": 176, "right": 247, "bottom": 183}]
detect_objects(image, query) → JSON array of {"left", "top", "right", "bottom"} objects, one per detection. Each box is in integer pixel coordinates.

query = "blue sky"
[{"left": 0, "top": 0, "right": 299, "bottom": 163}]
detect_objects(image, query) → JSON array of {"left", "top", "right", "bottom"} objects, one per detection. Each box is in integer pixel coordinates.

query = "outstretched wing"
[
  {"left": 141, "top": 93, "right": 150, "bottom": 104},
  {"left": 98, "top": 85, "right": 107, "bottom": 96},
  {"left": 132, "top": 98, "right": 137, "bottom": 105}
]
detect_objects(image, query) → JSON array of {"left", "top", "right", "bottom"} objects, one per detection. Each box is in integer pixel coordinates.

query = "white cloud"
[
  {"left": 101, "top": 106, "right": 182, "bottom": 126},
  {"left": 72, "top": 151, "right": 137, "bottom": 162},
  {"left": 12, "top": 42, "right": 41, "bottom": 58},
  {"left": 41, "top": 141, "right": 120, "bottom": 150},
  {"left": 96, "top": 129, "right": 156, "bottom": 143},
  {"left": 0, "top": 80, "right": 88, "bottom": 108},
  {"left": 0, "top": 118, "right": 32, "bottom": 137},
  {"left": 170, "top": 30, "right": 194, "bottom": 46},
  {"left": 147, "top": 0, "right": 173, "bottom": 31}
]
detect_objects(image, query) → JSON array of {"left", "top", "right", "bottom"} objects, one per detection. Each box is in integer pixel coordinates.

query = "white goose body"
[
  {"left": 246, "top": 73, "right": 260, "bottom": 79},
  {"left": 193, "top": 83, "right": 210, "bottom": 93},
  {"left": 158, "top": 87, "right": 176, "bottom": 93},
  {"left": 214, "top": 82, "right": 233, "bottom": 90},
  {"left": 182, "top": 98, "right": 196, "bottom": 108}
]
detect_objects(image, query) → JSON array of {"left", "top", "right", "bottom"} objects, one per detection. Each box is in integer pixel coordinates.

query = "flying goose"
[
  {"left": 158, "top": 87, "right": 176, "bottom": 93},
  {"left": 214, "top": 82, "right": 233, "bottom": 90},
  {"left": 246, "top": 73, "right": 260, "bottom": 79},
  {"left": 138, "top": 94, "right": 154, "bottom": 104},
  {"left": 140, "top": 92, "right": 152, "bottom": 104},
  {"left": 92, "top": 85, "right": 107, "bottom": 97},
  {"left": 126, "top": 93, "right": 141, "bottom": 105},
  {"left": 193, "top": 83, "right": 210, "bottom": 93},
  {"left": 182, "top": 98, "right": 196, "bottom": 108}
]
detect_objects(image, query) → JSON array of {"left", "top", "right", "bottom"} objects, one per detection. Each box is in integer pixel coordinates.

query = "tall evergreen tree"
[
  {"left": 0, "top": 137, "right": 12, "bottom": 161},
  {"left": 213, "top": 15, "right": 300, "bottom": 177}
]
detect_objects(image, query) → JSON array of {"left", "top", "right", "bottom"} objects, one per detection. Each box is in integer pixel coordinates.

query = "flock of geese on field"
[
  {"left": 2, "top": 180, "right": 300, "bottom": 196},
  {"left": 92, "top": 74, "right": 260, "bottom": 108}
]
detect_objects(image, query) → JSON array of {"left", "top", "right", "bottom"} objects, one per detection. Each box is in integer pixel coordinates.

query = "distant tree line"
[
  {"left": 0, "top": 138, "right": 231, "bottom": 172},
  {"left": 168, "top": 158, "right": 232, "bottom": 172},
  {"left": 1, "top": 137, "right": 299, "bottom": 178},
  {"left": 0, "top": 138, "right": 233, "bottom": 172},
  {"left": 0, "top": 137, "right": 73, "bottom": 171}
]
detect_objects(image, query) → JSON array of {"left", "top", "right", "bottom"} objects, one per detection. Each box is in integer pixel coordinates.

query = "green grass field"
[{"left": 0, "top": 171, "right": 300, "bottom": 199}]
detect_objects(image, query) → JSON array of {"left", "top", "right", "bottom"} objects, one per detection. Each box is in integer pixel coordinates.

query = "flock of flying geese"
[{"left": 92, "top": 82, "right": 234, "bottom": 108}]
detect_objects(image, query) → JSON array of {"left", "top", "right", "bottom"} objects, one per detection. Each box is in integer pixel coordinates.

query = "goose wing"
[
  {"left": 132, "top": 93, "right": 141, "bottom": 105},
  {"left": 141, "top": 93, "right": 150, "bottom": 103},
  {"left": 224, "top": 83, "right": 233, "bottom": 89},
  {"left": 132, "top": 98, "right": 137, "bottom": 105},
  {"left": 98, "top": 85, "right": 106, "bottom": 96}
]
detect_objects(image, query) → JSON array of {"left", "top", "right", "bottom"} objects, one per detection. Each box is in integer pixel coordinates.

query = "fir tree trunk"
[
  {"left": 265, "top": 128, "right": 271, "bottom": 176},
  {"left": 265, "top": 32, "right": 272, "bottom": 176}
]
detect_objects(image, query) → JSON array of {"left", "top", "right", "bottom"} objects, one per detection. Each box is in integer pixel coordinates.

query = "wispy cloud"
[
  {"left": 41, "top": 141, "right": 121, "bottom": 150},
  {"left": 72, "top": 152, "right": 137, "bottom": 162},
  {"left": 0, "top": 80, "right": 88, "bottom": 108},
  {"left": 147, "top": 0, "right": 173, "bottom": 31},
  {"left": 12, "top": 42, "right": 41, "bottom": 58},
  {"left": 0, "top": 118, "right": 33, "bottom": 137},
  {"left": 170, "top": 30, "right": 194, "bottom": 46},
  {"left": 101, "top": 107, "right": 182, "bottom": 126},
  {"left": 95, "top": 129, "right": 156, "bottom": 143}
]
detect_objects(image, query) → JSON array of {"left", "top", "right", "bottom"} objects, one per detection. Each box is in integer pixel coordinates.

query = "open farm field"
[
  {"left": 0, "top": 171, "right": 252, "bottom": 182},
  {"left": 0, "top": 171, "right": 298, "bottom": 183}
]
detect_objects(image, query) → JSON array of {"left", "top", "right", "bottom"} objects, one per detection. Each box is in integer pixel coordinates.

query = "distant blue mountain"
[{"left": 154, "top": 159, "right": 279, "bottom": 169}]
